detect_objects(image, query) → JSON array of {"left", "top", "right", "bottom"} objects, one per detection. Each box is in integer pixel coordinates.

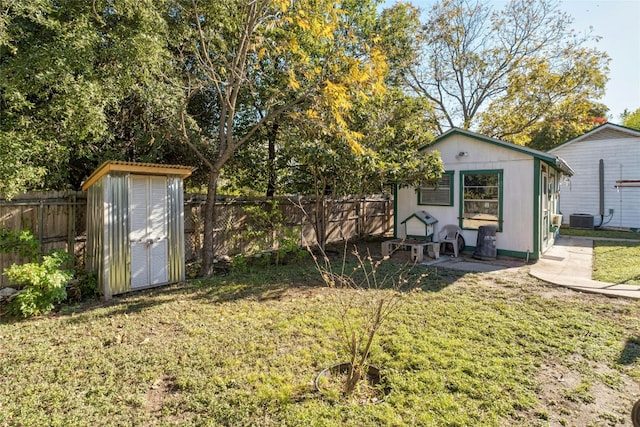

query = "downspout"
[
  {"left": 596, "top": 159, "right": 611, "bottom": 228},
  {"left": 598, "top": 159, "right": 604, "bottom": 226}
]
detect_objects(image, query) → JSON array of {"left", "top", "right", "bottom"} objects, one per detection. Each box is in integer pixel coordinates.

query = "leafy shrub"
[
  {"left": 0, "top": 228, "right": 40, "bottom": 260},
  {"left": 6, "top": 250, "right": 74, "bottom": 317}
]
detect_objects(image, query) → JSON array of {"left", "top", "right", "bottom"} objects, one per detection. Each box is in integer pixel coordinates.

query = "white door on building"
[
  {"left": 541, "top": 168, "right": 550, "bottom": 251},
  {"left": 129, "top": 175, "right": 169, "bottom": 289}
]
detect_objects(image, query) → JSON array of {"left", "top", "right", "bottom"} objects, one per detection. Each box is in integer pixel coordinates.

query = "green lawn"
[
  {"left": 1, "top": 250, "right": 639, "bottom": 426},
  {"left": 561, "top": 227, "right": 640, "bottom": 241},
  {"left": 593, "top": 241, "right": 640, "bottom": 285}
]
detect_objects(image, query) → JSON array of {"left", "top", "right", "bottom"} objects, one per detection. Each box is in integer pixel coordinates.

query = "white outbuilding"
[{"left": 395, "top": 128, "right": 573, "bottom": 260}]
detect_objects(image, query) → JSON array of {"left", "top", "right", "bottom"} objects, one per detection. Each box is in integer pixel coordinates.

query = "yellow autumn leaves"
[{"left": 270, "top": 0, "right": 388, "bottom": 154}]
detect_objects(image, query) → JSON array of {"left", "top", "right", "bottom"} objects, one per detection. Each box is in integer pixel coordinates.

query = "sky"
[{"left": 381, "top": 0, "right": 640, "bottom": 123}]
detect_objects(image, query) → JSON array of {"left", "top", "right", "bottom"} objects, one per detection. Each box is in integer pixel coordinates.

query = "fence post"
[
  {"left": 68, "top": 193, "right": 76, "bottom": 255},
  {"left": 387, "top": 197, "right": 392, "bottom": 235},
  {"left": 355, "top": 199, "right": 362, "bottom": 238},
  {"left": 39, "top": 199, "right": 45, "bottom": 255}
]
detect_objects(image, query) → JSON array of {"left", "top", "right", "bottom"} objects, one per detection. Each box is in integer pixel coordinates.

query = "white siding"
[
  {"left": 552, "top": 135, "right": 640, "bottom": 229},
  {"left": 397, "top": 134, "right": 536, "bottom": 255}
]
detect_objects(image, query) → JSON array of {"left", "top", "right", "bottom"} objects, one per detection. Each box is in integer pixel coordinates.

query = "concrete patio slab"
[
  {"left": 530, "top": 236, "right": 640, "bottom": 299},
  {"left": 421, "top": 236, "right": 640, "bottom": 299}
]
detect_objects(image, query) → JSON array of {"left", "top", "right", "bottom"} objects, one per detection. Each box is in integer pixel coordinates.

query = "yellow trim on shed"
[{"left": 81, "top": 161, "right": 193, "bottom": 191}]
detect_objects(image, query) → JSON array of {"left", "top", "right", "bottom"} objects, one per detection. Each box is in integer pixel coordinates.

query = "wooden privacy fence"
[
  {"left": 0, "top": 192, "right": 393, "bottom": 288},
  {"left": 0, "top": 192, "right": 86, "bottom": 289},
  {"left": 182, "top": 195, "right": 393, "bottom": 261}
]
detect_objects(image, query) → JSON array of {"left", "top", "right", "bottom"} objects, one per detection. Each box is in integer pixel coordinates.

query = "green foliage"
[
  {"left": 376, "top": 2, "right": 423, "bottom": 88},
  {"left": 269, "top": 89, "right": 443, "bottom": 249},
  {"left": 230, "top": 253, "right": 250, "bottom": 272},
  {"left": 5, "top": 250, "right": 74, "bottom": 317},
  {"left": 0, "top": 132, "right": 50, "bottom": 200},
  {"left": 341, "top": 89, "right": 444, "bottom": 192},
  {"left": 622, "top": 107, "right": 640, "bottom": 130},
  {"left": 526, "top": 107, "right": 608, "bottom": 151},
  {"left": 66, "top": 271, "right": 98, "bottom": 303},
  {"left": 233, "top": 200, "right": 305, "bottom": 269},
  {"left": 171, "top": 0, "right": 393, "bottom": 274},
  {"left": 0, "top": 0, "right": 183, "bottom": 196},
  {"left": 0, "top": 228, "right": 41, "bottom": 260}
]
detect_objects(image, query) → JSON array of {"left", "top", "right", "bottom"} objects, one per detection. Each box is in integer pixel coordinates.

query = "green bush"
[
  {"left": 6, "top": 250, "right": 74, "bottom": 317},
  {"left": 0, "top": 228, "right": 41, "bottom": 260}
]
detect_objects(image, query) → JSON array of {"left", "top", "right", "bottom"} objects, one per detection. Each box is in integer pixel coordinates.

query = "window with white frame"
[{"left": 460, "top": 170, "right": 503, "bottom": 230}]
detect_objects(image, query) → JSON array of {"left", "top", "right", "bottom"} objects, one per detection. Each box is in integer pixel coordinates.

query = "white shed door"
[{"left": 129, "top": 175, "right": 168, "bottom": 289}]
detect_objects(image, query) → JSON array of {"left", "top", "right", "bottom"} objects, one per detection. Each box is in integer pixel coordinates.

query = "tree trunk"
[
  {"left": 317, "top": 197, "right": 327, "bottom": 252},
  {"left": 199, "top": 169, "right": 220, "bottom": 277},
  {"left": 345, "top": 363, "right": 363, "bottom": 395},
  {"left": 266, "top": 120, "right": 278, "bottom": 198}
]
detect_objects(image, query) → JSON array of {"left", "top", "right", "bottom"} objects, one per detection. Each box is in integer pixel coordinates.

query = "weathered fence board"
[
  {"left": 0, "top": 192, "right": 87, "bottom": 288},
  {"left": 1, "top": 192, "right": 393, "bottom": 288}
]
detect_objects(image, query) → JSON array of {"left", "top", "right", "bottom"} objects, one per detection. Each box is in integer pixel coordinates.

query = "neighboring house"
[
  {"left": 395, "top": 128, "right": 573, "bottom": 260},
  {"left": 548, "top": 123, "right": 640, "bottom": 230}
]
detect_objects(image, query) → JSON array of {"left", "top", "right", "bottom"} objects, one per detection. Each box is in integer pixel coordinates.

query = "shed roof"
[
  {"left": 81, "top": 161, "right": 193, "bottom": 191},
  {"left": 548, "top": 122, "right": 640, "bottom": 152},
  {"left": 419, "top": 128, "right": 574, "bottom": 176}
]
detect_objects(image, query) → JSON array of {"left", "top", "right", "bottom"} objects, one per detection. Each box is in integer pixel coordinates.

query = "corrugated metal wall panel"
[
  {"left": 168, "top": 177, "right": 185, "bottom": 283},
  {"left": 106, "top": 174, "right": 130, "bottom": 296},
  {"left": 85, "top": 178, "right": 105, "bottom": 292}
]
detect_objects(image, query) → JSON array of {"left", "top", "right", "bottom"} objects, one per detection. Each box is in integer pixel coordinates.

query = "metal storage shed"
[{"left": 82, "top": 161, "right": 193, "bottom": 299}]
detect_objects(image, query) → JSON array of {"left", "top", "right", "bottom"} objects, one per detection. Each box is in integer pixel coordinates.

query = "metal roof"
[{"left": 81, "top": 161, "right": 193, "bottom": 191}]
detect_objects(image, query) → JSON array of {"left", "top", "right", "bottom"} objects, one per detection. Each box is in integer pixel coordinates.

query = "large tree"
[
  {"left": 0, "top": 0, "right": 183, "bottom": 198},
  {"left": 173, "top": 0, "right": 390, "bottom": 275},
  {"left": 276, "top": 88, "right": 443, "bottom": 250},
  {"left": 526, "top": 103, "right": 608, "bottom": 151},
  {"left": 385, "top": 0, "right": 609, "bottom": 145}
]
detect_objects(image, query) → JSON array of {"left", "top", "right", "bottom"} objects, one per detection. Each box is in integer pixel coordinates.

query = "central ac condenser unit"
[{"left": 569, "top": 214, "right": 594, "bottom": 229}]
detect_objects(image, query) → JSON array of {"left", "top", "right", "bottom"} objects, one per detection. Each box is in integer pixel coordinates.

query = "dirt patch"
[
  {"left": 144, "top": 375, "right": 179, "bottom": 414},
  {"left": 531, "top": 358, "right": 638, "bottom": 426}
]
